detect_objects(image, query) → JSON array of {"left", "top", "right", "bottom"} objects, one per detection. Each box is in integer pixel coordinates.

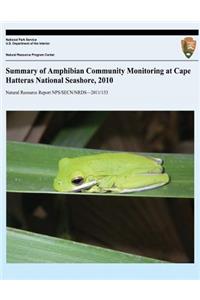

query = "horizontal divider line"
[
  {"left": 5, "top": 59, "right": 198, "bottom": 62},
  {"left": 6, "top": 29, "right": 199, "bottom": 35}
]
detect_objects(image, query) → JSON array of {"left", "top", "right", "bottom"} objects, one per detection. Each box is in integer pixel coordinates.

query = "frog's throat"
[{"left": 72, "top": 180, "right": 97, "bottom": 192}]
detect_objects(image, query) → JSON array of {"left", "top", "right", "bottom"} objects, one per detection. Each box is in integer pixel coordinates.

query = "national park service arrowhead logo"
[{"left": 181, "top": 37, "right": 196, "bottom": 58}]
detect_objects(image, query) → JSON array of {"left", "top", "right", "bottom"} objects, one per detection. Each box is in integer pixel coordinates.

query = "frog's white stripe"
[
  {"left": 72, "top": 180, "right": 97, "bottom": 192},
  {"left": 120, "top": 181, "right": 167, "bottom": 193}
]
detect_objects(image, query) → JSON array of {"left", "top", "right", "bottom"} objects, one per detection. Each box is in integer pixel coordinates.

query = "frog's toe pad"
[{"left": 151, "top": 157, "right": 163, "bottom": 164}]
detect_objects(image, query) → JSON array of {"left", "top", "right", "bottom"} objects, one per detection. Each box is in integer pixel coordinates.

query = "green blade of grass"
[
  {"left": 7, "top": 141, "right": 194, "bottom": 198},
  {"left": 7, "top": 227, "right": 163, "bottom": 263},
  {"left": 51, "top": 112, "right": 108, "bottom": 147}
]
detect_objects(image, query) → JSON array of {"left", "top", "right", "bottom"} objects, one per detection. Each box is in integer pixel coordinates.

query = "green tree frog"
[{"left": 53, "top": 153, "right": 169, "bottom": 193}]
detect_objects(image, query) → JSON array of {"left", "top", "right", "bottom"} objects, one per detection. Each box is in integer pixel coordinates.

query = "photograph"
[{"left": 7, "top": 111, "right": 194, "bottom": 263}]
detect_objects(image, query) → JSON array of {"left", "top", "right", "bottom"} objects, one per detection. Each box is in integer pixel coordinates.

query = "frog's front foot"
[{"left": 84, "top": 185, "right": 101, "bottom": 193}]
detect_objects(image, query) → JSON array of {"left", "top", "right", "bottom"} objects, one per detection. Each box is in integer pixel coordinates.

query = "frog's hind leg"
[
  {"left": 119, "top": 172, "right": 170, "bottom": 193},
  {"left": 120, "top": 181, "right": 167, "bottom": 193}
]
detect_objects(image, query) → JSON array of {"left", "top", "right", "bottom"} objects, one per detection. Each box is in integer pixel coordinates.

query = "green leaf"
[
  {"left": 7, "top": 227, "right": 162, "bottom": 263},
  {"left": 7, "top": 141, "right": 194, "bottom": 198},
  {"left": 51, "top": 112, "right": 108, "bottom": 147}
]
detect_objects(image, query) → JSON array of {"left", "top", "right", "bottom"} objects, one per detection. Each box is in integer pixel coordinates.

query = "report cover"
[{"left": 0, "top": 23, "right": 199, "bottom": 279}]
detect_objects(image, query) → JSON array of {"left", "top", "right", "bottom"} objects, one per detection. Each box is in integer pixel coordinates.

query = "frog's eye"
[{"left": 71, "top": 176, "right": 84, "bottom": 185}]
